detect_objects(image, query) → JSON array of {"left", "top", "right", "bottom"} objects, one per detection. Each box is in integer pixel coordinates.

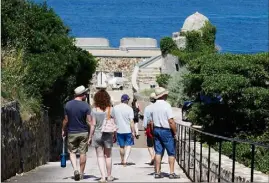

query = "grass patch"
[
  {"left": 139, "top": 88, "right": 155, "bottom": 97},
  {"left": 1, "top": 48, "right": 41, "bottom": 121}
]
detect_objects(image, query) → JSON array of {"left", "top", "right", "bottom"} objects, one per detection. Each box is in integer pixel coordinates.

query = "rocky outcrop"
[
  {"left": 1, "top": 101, "right": 50, "bottom": 181},
  {"left": 173, "top": 12, "right": 210, "bottom": 49}
]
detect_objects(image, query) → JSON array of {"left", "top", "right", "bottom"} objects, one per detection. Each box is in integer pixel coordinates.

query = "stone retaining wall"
[
  {"left": 1, "top": 101, "right": 50, "bottom": 181},
  {"left": 176, "top": 126, "right": 269, "bottom": 182}
]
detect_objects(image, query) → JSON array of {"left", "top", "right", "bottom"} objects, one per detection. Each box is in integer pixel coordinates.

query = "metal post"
[
  {"left": 177, "top": 125, "right": 180, "bottom": 164},
  {"left": 232, "top": 141, "right": 236, "bottom": 182},
  {"left": 200, "top": 141, "right": 203, "bottom": 181},
  {"left": 218, "top": 141, "right": 222, "bottom": 182},
  {"left": 188, "top": 128, "right": 191, "bottom": 175},
  {"left": 208, "top": 144, "right": 211, "bottom": 182},
  {"left": 193, "top": 131, "right": 196, "bottom": 182},
  {"left": 180, "top": 125, "right": 183, "bottom": 165},
  {"left": 251, "top": 144, "right": 255, "bottom": 182},
  {"left": 184, "top": 126, "right": 187, "bottom": 169}
]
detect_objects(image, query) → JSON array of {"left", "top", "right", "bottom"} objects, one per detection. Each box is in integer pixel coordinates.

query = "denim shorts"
[
  {"left": 117, "top": 133, "right": 134, "bottom": 147},
  {"left": 153, "top": 127, "right": 175, "bottom": 157},
  {"left": 92, "top": 131, "right": 113, "bottom": 148}
]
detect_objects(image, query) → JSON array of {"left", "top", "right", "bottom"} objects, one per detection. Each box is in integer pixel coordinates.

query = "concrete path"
[
  {"left": 5, "top": 147, "right": 190, "bottom": 183},
  {"left": 5, "top": 121, "right": 190, "bottom": 183}
]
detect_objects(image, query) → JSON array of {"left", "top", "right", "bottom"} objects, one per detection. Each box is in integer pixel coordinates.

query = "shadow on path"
[{"left": 113, "top": 162, "right": 136, "bottom": 166}]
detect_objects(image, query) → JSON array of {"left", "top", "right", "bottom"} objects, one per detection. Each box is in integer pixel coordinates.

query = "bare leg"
[
  {"left": 124, "top": 146, "right": 132, "bottom": 164},
  {"left": 104, "top": 148, "right": 112, "bottom": 177},
  {"left": 95, "top": 147, "right": 106, "bottom": 181},
  {"left": 119, "top": 146, "right": 125, "bottom": 164},
  {"left": 134, "top": 123, "right": 139, "bottom": 135},
  {"left": 168, "top": 156, "right": 175, "bottom": 174},
  {"left": 148, "top": 147, "right": 155, "bottom": 162},
  {"left": 155, "top": 154, "right": 162, "bottom": 174},
  {"left": 79, "top": 153, "right": 87, "bottom": 175},
  {"left": 69, "top": 152, "right": 77, "bottom": 171}
]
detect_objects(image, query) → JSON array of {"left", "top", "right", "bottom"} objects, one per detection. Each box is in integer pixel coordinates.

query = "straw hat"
[
  {"left": 74, "top": 85, "right": 89, "bottom": 96},
  {"left": 154, "top": 87, "right": 169, "bottom": 99},
  {"left": 150, "top": 92, "right": 156, "bottom": 99}
]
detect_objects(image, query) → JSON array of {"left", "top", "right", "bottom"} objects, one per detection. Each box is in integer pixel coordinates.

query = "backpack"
[{"left": 101, "top": 107, "right": 117, "bottom": 133}]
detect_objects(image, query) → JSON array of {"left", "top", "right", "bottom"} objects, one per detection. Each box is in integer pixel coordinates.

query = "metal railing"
[{"left": 175, "top": 123, "right": 269, "bottom": 182}]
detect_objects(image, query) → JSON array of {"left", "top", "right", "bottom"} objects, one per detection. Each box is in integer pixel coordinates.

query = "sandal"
[
  {"left": 107, "top": 176, "right": 115, "bottom": 181},
  {"left": 154, "top": 173, "right": 164, "bottom": 179},
  {"left": 74, "top": 170, "right": 80, "bottom": 181},
  {"left": 149, "top": 159, "right": 155, "bottom": 165},
  {"left": 169, "top": 173, "right": 180, "bottom": 179},
  {"left": 98, "top": 179, "right": 107, "bottom": 183}
]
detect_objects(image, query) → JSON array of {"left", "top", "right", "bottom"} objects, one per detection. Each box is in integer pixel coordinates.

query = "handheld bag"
[
  {"left": 101, "top": 107, "right": 117, "bottom": 133},
  {"left": 60, "top": 136, "right": 67, "bottom": 168}
]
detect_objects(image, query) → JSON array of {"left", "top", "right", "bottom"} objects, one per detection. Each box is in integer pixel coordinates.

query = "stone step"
[
  {"left": 138, "top": 72, "right": 160, "bottom": 76},
  {"left": 137, "top": 75, "right": 156, "bottom": 78}
]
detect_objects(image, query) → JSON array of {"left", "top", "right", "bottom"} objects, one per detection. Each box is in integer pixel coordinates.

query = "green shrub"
[
  {"left": 1, "top": 49, "right": 41, "bottom": 120},
  {"left": 216, "top": 132, "right": 269, "bottom": 174},
  {"left": 185, "top": 21, "right": 216, "bottom": 53},
  {"left": 160, "top": 37, "right": 178, "bottom": 55},
  {"left": 167, "top": 67, "right": 190, "bottom": 107},
  {"left": 156, "top": 74, "right": 171, "bottom": 88}
]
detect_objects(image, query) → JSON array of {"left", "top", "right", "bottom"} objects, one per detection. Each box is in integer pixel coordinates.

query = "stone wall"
[
  {"left": 176, "top": 125, "right": 269, "bottom": 182},
  {"left": 94, "top": 57, "right": 146, "bottom": 88},
  {"left": 1, "top": 101, "right": 50, "bottom": 181}
]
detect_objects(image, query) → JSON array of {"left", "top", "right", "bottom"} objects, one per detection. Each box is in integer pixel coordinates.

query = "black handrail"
[{"left": 175, "top": 123, "right": 269, "bottom": 182}]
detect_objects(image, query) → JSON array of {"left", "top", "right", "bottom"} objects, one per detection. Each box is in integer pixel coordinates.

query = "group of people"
[{"left": 62, "top": 85, "right": 180, "bottom": 182}]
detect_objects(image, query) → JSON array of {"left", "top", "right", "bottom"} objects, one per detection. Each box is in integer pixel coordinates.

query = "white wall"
[
  {"left": 75, "top": 38, "right": 110, "bottom": 47},
  {"left": 120, "top": 38, "right": 157, "bottom": 48}
]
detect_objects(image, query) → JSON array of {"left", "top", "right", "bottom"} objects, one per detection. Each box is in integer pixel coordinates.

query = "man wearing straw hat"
[
  {"left": 150, "top": 87, "right": 180, "bottom": 179},
  {"left": 62, "top": 85, "right": 92, "bottom": 181}
]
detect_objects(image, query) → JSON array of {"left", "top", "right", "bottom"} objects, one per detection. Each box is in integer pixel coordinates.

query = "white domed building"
[{"left": 173, "top": 12, "right": 210, "bottom": 49}]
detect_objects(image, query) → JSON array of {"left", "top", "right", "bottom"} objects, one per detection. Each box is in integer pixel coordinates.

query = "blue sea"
[{"left": 35, "top": 0, "right": 268, "bottom": 53}]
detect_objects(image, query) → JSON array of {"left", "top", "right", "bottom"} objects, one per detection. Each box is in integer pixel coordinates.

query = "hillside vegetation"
[
  {"left": 158, "top": 21, "right": 269, "bottom": 173},
  {"left": 1, "top": 0, "right": 97, "bottom": 118}
]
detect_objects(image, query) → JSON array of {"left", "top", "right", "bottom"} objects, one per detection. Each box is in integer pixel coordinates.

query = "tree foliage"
[
  {"left": 160, "top": 37, "right": 178, "bottom": 55},
  {"left": 1, "top": 0, "right": 97, "bottom": 116},
  {"left": 172, "top": 21, "right": 217, "bottom": 66},
  {"left": 186, "top": 53, "right": 269, "bottom": 135},
  {"left": 156, "top": 74, "right": 171, "bottom": 88},
  {"left": 159, "top": 17, "right": 269, "bottom": 173}
]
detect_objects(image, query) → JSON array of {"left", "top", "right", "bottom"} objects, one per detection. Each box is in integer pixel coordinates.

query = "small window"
[
  {"left": 150, "top": 85, "right": 156, "bottom": 88},
  {"left": 175, "top": 64, "right": 179, "bottom": 71},
  {"left": 114, "top": 72, "right": 122, "bottom": 77}
]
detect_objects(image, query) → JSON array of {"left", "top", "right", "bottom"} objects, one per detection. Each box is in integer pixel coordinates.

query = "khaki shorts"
[{"left": 68, "top": 132, "right": 89, "bottom": 154}]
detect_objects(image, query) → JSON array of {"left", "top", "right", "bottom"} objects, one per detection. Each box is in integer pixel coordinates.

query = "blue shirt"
[
  {"left": 143, "top": 103, "right": 154, "bottom": 128},
  {"left": 64, "top": 100, "right": 91, "bottom": 133}
]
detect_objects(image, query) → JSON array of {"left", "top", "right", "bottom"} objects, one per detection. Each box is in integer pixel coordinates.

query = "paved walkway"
[
  {"left": 5, "top": 147, "right": 190, "bottom": 182},
  {"left": 5, "top": 121, "right": 190, "bottom": 183}
]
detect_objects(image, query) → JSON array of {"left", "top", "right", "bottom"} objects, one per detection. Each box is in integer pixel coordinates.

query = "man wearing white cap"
[
  {"left": 62, "top": 85, "right": 92, "bottom": 181},
  {"left": 143, "top": 92, "right": 156, "bottom": 165},
  {"left": 150, "top": 87, "right": 180, "bottom": 179}
]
